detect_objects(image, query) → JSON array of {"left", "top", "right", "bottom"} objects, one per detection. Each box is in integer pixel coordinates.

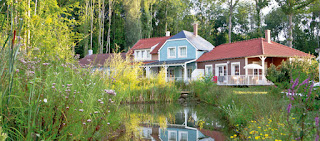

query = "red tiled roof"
[
  {"left": 127, "top": 36, "right": 172, "bottom": 55},
  {"left": 79, "top": 53, "right": 127, "bottom": 67},
  {"left": 197, "top": 38, "right": 312, "bottom": 62}
]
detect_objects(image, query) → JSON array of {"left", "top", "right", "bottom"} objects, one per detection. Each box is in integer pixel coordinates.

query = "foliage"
[{"left": 266, "top": 57, "right": 318, "bottom": 89}]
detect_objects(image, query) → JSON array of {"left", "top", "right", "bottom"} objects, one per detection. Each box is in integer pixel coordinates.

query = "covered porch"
[
  {"left": 215, "top": 55, "right": 283, "bottom": 86},
  {"left": 144, "top": 59, "right": 196, "bottom": 82}
]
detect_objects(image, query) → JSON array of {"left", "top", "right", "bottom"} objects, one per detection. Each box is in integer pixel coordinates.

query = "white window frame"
[
  {"left": 231, "top": 62, "right": 240, "bottom": 76},
  {"left": 141, "top": 50, "right": 145, "bottom": 59},
  {"left": 167, "top": 47, "right": 176, "bottom": 58},
  {"left": 146, "top": 50, "right": 151, "bottom": 60},
  {"left": 179, "top": 131, "right": 188, "bottom": 141},
  {"left": 205, "top": 65, "right": 213, "bottom": 76},
  {"left": 178, "top": 46, "right": 187, "bottom": 58},
  {"left": 136, "top": 51, "right": 141, "bottom": 60},
  {"left": 215, "top": 63, "right": 227, "bottom": 76},
  {"left": 168, "top": 130, "right": 177, "bottom": 141}
]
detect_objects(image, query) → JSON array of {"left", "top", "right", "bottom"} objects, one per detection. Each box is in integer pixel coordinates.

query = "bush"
[{"left": 266, "top": 57, "right": 318, "bottom": 89}]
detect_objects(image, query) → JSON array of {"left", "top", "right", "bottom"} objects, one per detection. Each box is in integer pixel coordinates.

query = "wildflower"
[
  {"left": 83, "top": 122, "right": 86, "bottom": 125},
  {"left": 80, "top": 100, "right": 83, "bottom": 103},
  {"left": 42, "top": 63, "right": 49, "bottom": 66},
  {"left": 315, "top": 116, "right": 319, "bottom": 126},
  {"left": 316, "top": 134, "right": 319, "bottom": 141},
  {"left": 66, "top": 106, "right": 69, "bottom": 110},
  {"left": 69, "top": 133, "right": 72, "bottom": 136},
  {"left": 94, "top": 111, "right": 99, "bottom": 114},
  {"left": 67, "top": 84, "right": 72, "bottom": 87},
  {"left": 16, "top": 69, "right": 19, "bottom": 73},
  {"left": 52, "top": 86, "right": 55, "bottom": 89},
  {"left": 292, "top": 78, "right": 299, "bottom": 89},
  {"left": 62, "top": 85, "right": 65, "bottom": 87},
  {"left": 108, "top": 110, "right": 110, "bottom": 113},
  {"left": 230, "top": 136, "right": 234, "bottom": 138},
  {"left": 104, "top": 89, "right": 116, "bottom": 96},
  {"left": 287, "top": 103, "right": 292, "bottom": 113},
  {"left": 79, "top": 109, "right": 84, "bottom": 112},
  {"left": 43, "top": 98, "right": 47, "bottom": 103},
  {"left": 87, "top": 119, "right": 92, "bottom": 122},
  {"left": 100, "top": 101, "right": 104, "bottom": 104},
  {"left": 265, "top": 134, "right": 268, "bottom": 137},
  {"left": 98, "top": 99, "right": 102, "bottom": 102},
  {"left": 233, "top": 134, "right": 237, "bottom": 137},
  {"left": 65, "top": 96, "right": 68, "bottom": 99},
  {"left": 255, "top": 136, "right": 260, "bottom": 139},
  {"left": 52, "top": 83, "right": 56, "bottom": 86},
  {"left": 29, "top": 71, "right": 35, "bottom": 74}
]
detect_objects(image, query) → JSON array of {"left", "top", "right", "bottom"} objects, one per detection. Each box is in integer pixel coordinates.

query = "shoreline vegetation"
[{"left": 1, "top": 45, "right": 320, "bottom": 140}]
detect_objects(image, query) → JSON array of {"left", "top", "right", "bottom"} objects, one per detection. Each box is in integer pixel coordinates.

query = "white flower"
[{"left": 43, "top": 98, "right": 47, "bottom": 103}]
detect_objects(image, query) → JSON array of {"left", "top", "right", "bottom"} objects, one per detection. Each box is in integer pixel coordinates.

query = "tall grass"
[{"left": 102, "top": 53, "right": 180, "bottom": 103}]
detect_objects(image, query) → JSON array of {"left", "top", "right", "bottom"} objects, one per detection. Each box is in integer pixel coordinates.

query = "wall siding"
[
  {"left": 159, "top": 39, "right": 196, "bottom": 61},
  {"left": 197, "top": 58, "right": 246, "bottom": 76}
]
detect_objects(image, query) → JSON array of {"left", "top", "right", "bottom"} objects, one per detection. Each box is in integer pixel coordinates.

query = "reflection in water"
[{"left": 116, "top": 103, "right": 226, "bottom": 141}]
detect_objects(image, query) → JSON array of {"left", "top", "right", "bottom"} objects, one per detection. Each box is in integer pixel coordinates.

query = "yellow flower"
[
  {"left": 255, "top": 136, "right": 260, "bottom": 140},
  {"left": 258, "top": 126, "right": 261, "bottom": 129},
  {"left": 265, "top": 134, "right": 269, "bottom": 137},
  {"left": 292, "top": 117, "right": 295, "bottom": 119},
  {"left": 234, "top": 134, "right": 237, "bottom": 137},
  {"left": 230, "top": 136, "right": 234, "bottom": 138},
  {"left": 248, "top": 136, "right": 251, "bottom": 139},
  {"left": 275, "top": 139, "right": 282, "bottom": 141}
]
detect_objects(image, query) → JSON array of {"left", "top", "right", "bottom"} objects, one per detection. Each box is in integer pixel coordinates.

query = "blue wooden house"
[{"left": 143, "top": 24, "right": 214, "bottom": 82}]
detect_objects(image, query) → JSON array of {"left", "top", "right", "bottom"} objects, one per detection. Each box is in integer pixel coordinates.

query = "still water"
[{"left": 113, "top": 102, "right": 228, "bottom": 141}]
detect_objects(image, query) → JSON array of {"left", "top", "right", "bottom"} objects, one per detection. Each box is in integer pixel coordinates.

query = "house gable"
[{"left": 159, "top": 39, "right": 197, "bottom": 61}]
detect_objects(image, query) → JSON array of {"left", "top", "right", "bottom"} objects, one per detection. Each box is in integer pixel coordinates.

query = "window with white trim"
[
  {"left": 136, "top": 51, "right": 141, "bottom": 59},
  {"left": 168, "top": 47, "right": 176, "bottom": 58},
  {"left": 141, "top": 50, "right": 145, "bottom": 59},
  {"left": 231, "top": 62, "right": 240, "bottom": 76},
  {"left": 178, "top": 46, "right": 187, "bottom": 58},
  {"left": 187, "top": 68, "right": 192, "bottom": 78},
  {"left": 205, "top": 65, "right": 213, "bottom": 76},
  {"left": 168, "top": 130, "right": 177, "bottom": 141},
  {"left": 179, "top": 131, "right": 188, "bottom": 141},
  {"left": 146, "top": 50, "right": 151, "bottom": 59}
]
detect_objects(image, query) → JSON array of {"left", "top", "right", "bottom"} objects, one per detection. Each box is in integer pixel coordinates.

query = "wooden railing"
[{"left": 217, "top": 75, "right": 273, "bottom": 86}]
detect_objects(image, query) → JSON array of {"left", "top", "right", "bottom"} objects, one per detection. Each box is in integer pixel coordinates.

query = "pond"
[{"left": 111, "top": 102, "right": 229, "bottom": 141}]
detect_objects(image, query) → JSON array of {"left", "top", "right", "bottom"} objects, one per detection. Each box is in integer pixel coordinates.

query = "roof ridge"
[
  {"left": 214, "top": 38, "right": 263, "bottom": 49},
  {"left": 139, "top": 36, "right": 172, "bottom": 40}
]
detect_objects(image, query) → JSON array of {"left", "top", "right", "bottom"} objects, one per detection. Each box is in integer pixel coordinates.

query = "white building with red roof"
[{"left": 196, "top": 30, "right": 313, "bottom": 85}]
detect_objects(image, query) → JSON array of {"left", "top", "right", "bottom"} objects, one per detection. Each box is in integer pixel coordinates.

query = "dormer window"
[
  {"left": 168, "top": 47, "right": 176, "bottom": 58},
  {"left": 135, "top": 49, "right": 151, "bottom": 61},
  {"left": 146, "top": 50, "right": 151, "bottom": 59},
  {"left": 178, "top": 46, "right": 187, "bottom": 58}
]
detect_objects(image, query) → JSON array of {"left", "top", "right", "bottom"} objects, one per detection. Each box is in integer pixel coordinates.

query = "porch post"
[
  {"left": 164, "top": 66, "right": 168, "bottom": 82},
  {"left": 259, "top": 56, "right": 267, "bottom": 82},
  {"left": 146, "top": 66, "right": 151, "bottom": 78},
  {"left": 183, "top": 64, "right": 188, "bottom": 82},
  {"left": 245, "top": 57, "right": 248, "bottom": 84}
]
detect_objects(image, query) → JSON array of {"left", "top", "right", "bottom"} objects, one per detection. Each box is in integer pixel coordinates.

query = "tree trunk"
[
  {"left": 288, "top": 13, "right": 293, "bottom": 48},
  {"left": 27, "top": 0, "right": 30, "bottom": 51},
  {"left": 228, "top": 3, "right": 233, "bottom": 43},
  {"left": 91, "top": 0, "right": 94, "bottom": 51},
  {"left": 35, "top": 0, "right": 38, "bottom": 15},
  {"left": 98, "top": 0, "right": 102, "bottom": 54},
  {"left": 84, "top": 0, "right": 89, "bottom": 56},
  {"left": 165, "top": 2, "right": 168, "bottom": 33},
  {"left": 106, "top": 0, "right": 112, "bottom": 53}
]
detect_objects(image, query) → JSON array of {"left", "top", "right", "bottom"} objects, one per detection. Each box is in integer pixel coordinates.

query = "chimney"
[
  {"left": 166, "top": 31, "right": 170, "bottom": 37},
  {"left": 193, "top": 23, "right": 198, "bottom": 36},
  {"left": 88, "top": 49, "right": 93, "bottom": 56},
  {"left": 265, "top": 30, "right": 271, "bottom": 43}
]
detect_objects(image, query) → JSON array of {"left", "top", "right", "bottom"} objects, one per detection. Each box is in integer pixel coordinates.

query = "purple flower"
[
  {"left": 300, "top": 78, "right": 310, "bottom": 86},
  {"left": 100, "top": 101, "right": 104, "bottom": 104},
  {"left": 107, "top": 122, "right": 110, "bottom": 125},
  {"left": 292, "top": 78, "right": 299, "bottom": 89},
  {"left": 94, "top": 111, "right": 99, "bottom": 114},
  {"left": 42, "top": 63, "right": 50, "bottom": 66},
  {"left": 98, "top": 99, "right": 102, "bottom": 102},
  {"left": 80, "top": 100, "right": 83, "bottom": 103},
  {"left": 65, "top": 96, "right": 68, "bottom": 99},
  {"left": 83, "top": 122, "right": 86, "bottom": 125},
  {"left": 287, "top": 103, "right": 292, "bottom": 113},
  {"left": 316, "top": 134, "right": 319, "bottom": 141},
  {"left": 79, "top": 109, "right": 84, "bottom": 112},
  {"left": 104, "top": 89, "right": 116, "bottom": 96},
  {"left": 29, "top": 71, "right": 35, "bottom": 74},
  {"left": 67, "top": 84, "right": 72, "bottom": 87},
  {"left": 52, "top": 83, "right": 56, "bottom": 86},
  {"left": 316, "top": 116, "right": 319, "bottom": 127},
  {"left": 66, "top": 106, "right": 69, "bottom": 110},
  {"left": 52, "top": 86, "right": 55, "bottom": 89},
  {"left": 16, "top": 69, "right": 19, "bottom": 73},
  {"left": 87, "top": 119, "right": 92, "bottom": 122}
]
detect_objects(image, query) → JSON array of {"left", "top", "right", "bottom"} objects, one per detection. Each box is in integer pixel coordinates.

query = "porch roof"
[{"left": 145, "top": 59, "right": 194, "bottom": 66}]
